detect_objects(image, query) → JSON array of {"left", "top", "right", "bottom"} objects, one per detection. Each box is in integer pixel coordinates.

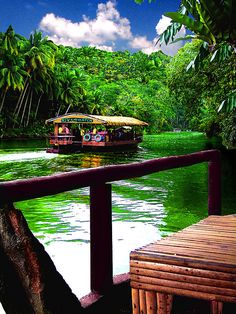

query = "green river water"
[{"left": 0, "top": 132, "right": 235, "bottom": 300}]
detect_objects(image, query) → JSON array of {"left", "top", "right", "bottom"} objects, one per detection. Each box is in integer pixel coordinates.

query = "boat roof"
[{"left": 45, "top": 113, "right": 148, "bottom": 126}]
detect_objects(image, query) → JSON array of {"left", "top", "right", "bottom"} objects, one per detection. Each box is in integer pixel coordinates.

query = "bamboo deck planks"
[{"left": 130, "top": 215, "right": 236, "bottom": 313}]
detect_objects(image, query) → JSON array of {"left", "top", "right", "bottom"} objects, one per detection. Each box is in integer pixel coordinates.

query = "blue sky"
[{"left": 0, "top": 0, "right": 183, "bottom": 55}]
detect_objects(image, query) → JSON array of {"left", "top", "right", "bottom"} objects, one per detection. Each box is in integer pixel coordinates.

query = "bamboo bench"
[{"left": 130, "top": 214, "right": 236, "bottom": 314}]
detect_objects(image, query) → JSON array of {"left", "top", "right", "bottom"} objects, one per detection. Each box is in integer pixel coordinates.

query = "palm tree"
[
  {"left": 89, "top": 90, "right": 106, "bottom": 115},
  {"left": 52, "top": 66, "right": 86, "bottom": 115},
  {"left": 14, "top": 31, "right": 57, "bottom": 125},
  {"left": 0, "top": 54, "right": 28, "bottom": 114},
  {"left": 0, "top": 25, "right": 21, "bottom": 55},
  {"left": 0, "top": 26, "right": 28, "bottom": 114}
]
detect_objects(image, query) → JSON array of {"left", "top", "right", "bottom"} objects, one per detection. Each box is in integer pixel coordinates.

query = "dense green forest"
[{"left": 0, "top": 25, "right": 235, "bottom": 148}]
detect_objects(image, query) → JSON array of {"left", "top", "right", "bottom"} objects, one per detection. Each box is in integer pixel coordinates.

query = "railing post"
[
  {"left": 208, "top": 151, "right": 221, "bottom": 216},
  {"left": 90, "top": 183, "right": 113, "bottom": 293}
]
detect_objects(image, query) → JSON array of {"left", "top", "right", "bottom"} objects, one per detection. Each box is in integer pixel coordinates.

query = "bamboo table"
[{"left": 130, "top": 215, "right": 236, "bottom": 314}]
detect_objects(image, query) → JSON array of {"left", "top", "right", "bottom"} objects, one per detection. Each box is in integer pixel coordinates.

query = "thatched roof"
[{"left": 45, "top": 113, "right": 148, "bottom": 126}]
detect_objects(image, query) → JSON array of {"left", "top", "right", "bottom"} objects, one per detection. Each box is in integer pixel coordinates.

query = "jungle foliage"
[
  {"left": 0, "top": 23, "right": 235, "bottom": 148},
  {"left": 0, "top": 26, "right": 173, "bottom": 136},
  {"left": 166, "top": 40, "right": 236, "bottom": 148},
  {"left": 135, "top": 0, "right": 236, "bottom": 148},
  {"left": 158, "top": 0, "right": 236, "bottom": 114}
]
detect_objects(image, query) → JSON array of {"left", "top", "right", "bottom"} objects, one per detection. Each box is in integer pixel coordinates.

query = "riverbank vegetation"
[{"left": 0, "top": 22, "right": 235, "bottom": 148}]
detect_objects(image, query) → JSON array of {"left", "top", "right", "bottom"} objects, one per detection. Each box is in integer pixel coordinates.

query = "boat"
[{"left": 45, "top": 113, "right": 148, "bottom": 153}]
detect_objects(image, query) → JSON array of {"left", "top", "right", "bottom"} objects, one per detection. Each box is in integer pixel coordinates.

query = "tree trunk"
[
  {"left": 65, "top": 104, "right": 71, "bottom": 114},
  {"left": 14, "top": 81, "right": 29, "bottom": 122},
  {"left": 34, "top": 93, "right": 43, "bottom": 119},
  {"left": 56, "top": 104, "right": 62, "bottom": 116},
  {"left": 0, "top": 90, "right": 7, "bottom": 114},
  {"left": 14, "top": 81, "right": 29, "bottom": 115},
  {"left": 26, "top": 89, "right": 33, "bottom": 127},
  {"left": 0, "top": 206, "right": 84, "bottom": 314},
  {"left": 20, "top": 87, "right": 31, "bottom": 127}
]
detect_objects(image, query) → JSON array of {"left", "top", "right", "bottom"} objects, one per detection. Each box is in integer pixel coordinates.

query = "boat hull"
[{"left": 46, "top": 139, "right": 141, "bottom": 154}]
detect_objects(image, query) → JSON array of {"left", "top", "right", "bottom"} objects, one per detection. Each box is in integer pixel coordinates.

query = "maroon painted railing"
[{"left": 0, "top": 149, "right": 221, "bottom": 295}]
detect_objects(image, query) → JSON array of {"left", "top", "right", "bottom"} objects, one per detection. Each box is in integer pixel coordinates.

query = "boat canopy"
[{"left": 45, "top": 113, "right": 148, "bottom": 126}]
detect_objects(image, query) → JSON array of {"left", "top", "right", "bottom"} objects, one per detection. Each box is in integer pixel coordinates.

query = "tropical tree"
[
  {"left": 88, "top": 90, "right": 106, "bottom": 115},
  {"left": 0, "top": 54, "right": 28, "bottom": 114},
  {"left": 0, "top": 26, "right": 28, "bottom": 115},
  {"left": 0, "top": 27, "right": 173, "bottom": 135},
  {"left": 159, "top": 1, "right": 235, "bottom": 62},
  {"left": 135, "top": 0, "right": 236, "bottom": 112},
  {"left": 50, "top": 64, "right": 87, "bottom": 115},
  {"left": 13, "top": 31, "right": 57, "bottom": 126},
  {"left": 0, "top": 25, "right": 21, "bottom": 55},
  {"left": 166, "top": 39, "right": 236, "bottom": 147}
]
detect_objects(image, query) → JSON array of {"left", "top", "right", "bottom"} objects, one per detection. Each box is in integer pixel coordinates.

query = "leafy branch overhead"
[{"left": 135, "top": 0, "right": 236, "bottom": 112}]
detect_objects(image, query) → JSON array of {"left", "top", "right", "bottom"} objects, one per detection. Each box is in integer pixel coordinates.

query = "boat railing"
[
  {"left": 49, "top": 134, "right": 75, "bottom": 145},
  {"left": 0, "top": 149, "right": 221, "bottom": 295}
]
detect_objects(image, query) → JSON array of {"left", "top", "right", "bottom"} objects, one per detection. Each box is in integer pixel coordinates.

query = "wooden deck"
[
  {"left": 0, "top": 149, "right": 224, "bottom": 313},
  {"left": 130, "top": 214, "right": 236, "bottom": 314}
]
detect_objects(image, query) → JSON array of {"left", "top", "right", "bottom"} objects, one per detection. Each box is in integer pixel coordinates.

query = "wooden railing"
[
  {"left": 0, "top": 149, "right": 221, "bottom": 295},
  {"left": 49, "top": 134, "right": 75, "bottom": 145}
]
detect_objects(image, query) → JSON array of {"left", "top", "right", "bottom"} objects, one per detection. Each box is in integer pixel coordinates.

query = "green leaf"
[
  {"left": 170, "top": 35, "right": 195, "bottom": 44},
  {"left": 186, "top": 42, "right": 210, "bottom": 71},
  {"left": 165, "top": 12, "right": 212, "bottom": 43},
  {"left": 158, "top": 21, "right": 182, "bottom": 45},
  {"left": 200, "top": 0, "right": 229, "bottom": 35},
  {"left": 181, "top": 0, "right": 199, "bottom": 19},
  {"left": 0, "top": 77, "right": 5, "bottom": 88},
  {"left": 218, "top": 90, "right": 236, "bottom": 113},
  {"left": 210, "top": 44, "right": 234, "bottom": 62}
]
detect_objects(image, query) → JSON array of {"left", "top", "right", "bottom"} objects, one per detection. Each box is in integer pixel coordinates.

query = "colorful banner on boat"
[{"left": 61, "top": 118, "right": 94, "bottom": 123}]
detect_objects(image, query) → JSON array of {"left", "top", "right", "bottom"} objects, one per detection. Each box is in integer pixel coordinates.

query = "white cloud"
[
  {"left": 130, "top": 36, "right": 160, "bottom": 55},
  {"left": 89, "top": 44, "right": 113, "bottom": 52},
  {"left": 47, "top": 34, "right": 80, "bottom": 48},
  {"left": 39, "top": 1, "right": 185, "bottom": 55},
  {"left": 156, "top": 15, "right": 171, "bottom": 35},
  {"left": 130, "top": 36, "right": 151, "bottom": 49},
  {"left": 155, "top": 15, "right": 186, "bottom": 56},
  {"left": 142, "top": 45, "right": 159, "bottom": 55},
  {"left": 39, "top": 0, "right": 131, "bottom": 51}
]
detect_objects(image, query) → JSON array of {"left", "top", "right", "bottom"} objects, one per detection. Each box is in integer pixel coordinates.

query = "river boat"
[{"left": 45, "top": 112, "right": 148, "bottom": 153}]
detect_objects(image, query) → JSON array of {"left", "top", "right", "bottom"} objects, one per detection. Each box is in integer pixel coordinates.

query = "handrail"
[
  {"left": 0, "top": 149, "right": 221, "bottom": 295},
  {"left": 0, "top": 149, "right": 220, "bottom": 204}
]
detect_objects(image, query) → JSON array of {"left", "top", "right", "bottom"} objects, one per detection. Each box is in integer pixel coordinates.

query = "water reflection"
[
  {"left": 0, "top": 133, "right": 235, "bottom": 301},
  {"left": 80, "top": 154, "right": 103, "bottom": 168}
]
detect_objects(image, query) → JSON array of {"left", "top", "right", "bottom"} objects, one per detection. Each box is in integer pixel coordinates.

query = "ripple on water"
[
  {"left": 1, "top": 134, "right": 235, "bottom": 301},
  {"left": 0, "top": 151, "right": 56, "bottom": 162}
]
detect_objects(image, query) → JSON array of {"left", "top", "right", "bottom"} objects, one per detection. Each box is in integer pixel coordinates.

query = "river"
[{"left": 0, "top": 132, "right": 235, "bottom": 302}]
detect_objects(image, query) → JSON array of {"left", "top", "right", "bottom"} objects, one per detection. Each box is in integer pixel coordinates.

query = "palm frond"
[
  {"left": 165, "top": 12, "right": 213, "bottom": 44},
  {"left": 210, "top": 43, "right": 234, "bottom": 62},
  {"left": 170, "top": 34, "right": 196, "bottom": 44},
  {"left": 186, "top": 41, "right": 210, "bottom": 71},
  {"left": 218, "top": 90, "right": 236, "bottom": 113},
  {"left": 181, "top": 0, "right": 199, "bottom": 19},
  {"left": 158, "top": 21, "right": 182, "bottom": 45}
]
